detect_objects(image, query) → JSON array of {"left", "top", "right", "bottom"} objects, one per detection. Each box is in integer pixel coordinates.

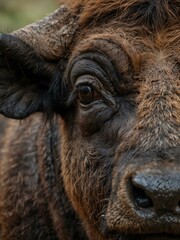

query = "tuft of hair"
[{"left": 66, "top": 0, "right": 180, "bottom": 31}]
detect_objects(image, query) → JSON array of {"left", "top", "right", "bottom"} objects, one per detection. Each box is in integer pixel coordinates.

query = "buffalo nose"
[{"left": 131, "top": 171, "right": 180, "bottom": 213}]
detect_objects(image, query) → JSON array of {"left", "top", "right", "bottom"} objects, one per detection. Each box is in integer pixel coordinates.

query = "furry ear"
[{"left": 0, "top": 34, "right": 65, "bottom": 119}]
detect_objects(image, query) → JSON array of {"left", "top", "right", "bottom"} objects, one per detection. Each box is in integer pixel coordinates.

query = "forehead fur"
[{"left": 67, "top": 0, "right": 180, "bottom": 31}]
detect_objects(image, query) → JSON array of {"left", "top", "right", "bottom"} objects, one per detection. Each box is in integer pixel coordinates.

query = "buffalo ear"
[{"left": 0, "top": 34, "right": 65, "bottom": 119}]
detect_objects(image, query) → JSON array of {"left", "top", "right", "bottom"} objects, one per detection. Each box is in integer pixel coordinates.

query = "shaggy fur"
[
  {"left": 0, "top": 0, "right": 179, "bottom": 240},
  {"left": 69, "top": 0, "right": 180, "bottom": 30}
]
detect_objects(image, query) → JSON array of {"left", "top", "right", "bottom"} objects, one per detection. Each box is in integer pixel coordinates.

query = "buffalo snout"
[
  {"left": 106, "top": 166, "right": 180, "bottom": 236},
  {"left": 131, "top": 170, "right": 180, "bottom": 214}
]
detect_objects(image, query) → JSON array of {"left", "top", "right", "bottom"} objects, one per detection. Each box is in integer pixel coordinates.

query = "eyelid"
[
  {"left": 69, "top": 55, "right": 111, "bottom": 87},
  {"left": 75, "top": 75, "right": 97, "bottom": 87},
  {"left": 74, "top": 75, "right": 103, "bottom": 96},
  {"left": 74, "top": 75, "right": 118, "bottom": 110}
]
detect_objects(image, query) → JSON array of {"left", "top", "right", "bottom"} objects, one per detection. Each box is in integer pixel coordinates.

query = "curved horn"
[{"left": 12, "top": 5, "right": 78, "bottom": 60}]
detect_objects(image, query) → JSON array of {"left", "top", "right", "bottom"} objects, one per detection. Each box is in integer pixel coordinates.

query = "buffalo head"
[{"left": 0, "top": 1, "right": 179, "bottom": 240}]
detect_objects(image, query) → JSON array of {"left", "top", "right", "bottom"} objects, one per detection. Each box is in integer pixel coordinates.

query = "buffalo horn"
[{"left": 12, "top": 5, "right": 78, "bottom": 60}]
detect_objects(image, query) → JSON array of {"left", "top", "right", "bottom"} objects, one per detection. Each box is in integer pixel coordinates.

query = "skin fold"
[{"left": 0, "top": 1, "right": 179, "bottom": 239}]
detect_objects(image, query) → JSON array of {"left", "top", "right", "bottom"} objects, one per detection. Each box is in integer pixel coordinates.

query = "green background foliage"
[{"left": 0, "top": 0, "right": 58, "bottom": 31}]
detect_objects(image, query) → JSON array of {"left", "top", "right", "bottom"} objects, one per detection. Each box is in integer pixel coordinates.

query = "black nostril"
[
  {"left": 131, "top": 171, "right": 180, "bottom": 212},
  {"left": 132, "top": 184, "right": 154, "bottom": 209}
]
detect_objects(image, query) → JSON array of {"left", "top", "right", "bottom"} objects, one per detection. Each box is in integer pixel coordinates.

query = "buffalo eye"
[{"left": 77, "top": 85, "right": 100, "bottom": 105}]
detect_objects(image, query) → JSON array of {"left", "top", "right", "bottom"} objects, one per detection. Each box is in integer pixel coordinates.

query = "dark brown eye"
[{"left": 77, "top": 85, "right": 99, "bottom": 105}]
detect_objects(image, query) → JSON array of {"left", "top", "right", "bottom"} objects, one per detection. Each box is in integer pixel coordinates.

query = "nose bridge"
[{"left": 135, "top": 57, "right": 179, "bottom": 149}]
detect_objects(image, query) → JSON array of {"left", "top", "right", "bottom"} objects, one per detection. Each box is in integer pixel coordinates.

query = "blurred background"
[{"left": 0, "top": 0, "right": 59, "bottom": 31}]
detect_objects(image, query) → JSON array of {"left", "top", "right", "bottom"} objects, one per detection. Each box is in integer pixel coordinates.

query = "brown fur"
[
  {"left": 68, "top": 0, "right": 180, "bottom": 30},
  {"left": 0, "top": 0, "right": 179, "bottom": 239}
]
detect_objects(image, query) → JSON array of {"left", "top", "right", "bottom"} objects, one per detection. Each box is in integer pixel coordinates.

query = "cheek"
[
  {"left": 59, "top": 102, "right": 135, "bottom": 225},
  {"left": 60, "top": 131, "right": 113, "bottom": 225}
]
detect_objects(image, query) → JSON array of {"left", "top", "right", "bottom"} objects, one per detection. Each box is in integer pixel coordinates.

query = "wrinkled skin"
[
  {"left": 0, "top": 1, "right": 180, "bottom": 240},
  {"left": 61, "top": 28, "right": 180, "bottom": 240}
]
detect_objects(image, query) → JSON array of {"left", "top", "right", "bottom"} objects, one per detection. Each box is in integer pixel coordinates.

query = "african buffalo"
[{"left": 0, "top": 0, "right": 179, "bottom": 239}]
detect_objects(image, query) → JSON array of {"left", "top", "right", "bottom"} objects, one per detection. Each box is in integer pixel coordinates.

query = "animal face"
[
  {"left": 60, "top": 25, "right": 180, "bottom": 239},
  {"left": 0, "top": 1, "right": 179, "bottom": 239}
]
